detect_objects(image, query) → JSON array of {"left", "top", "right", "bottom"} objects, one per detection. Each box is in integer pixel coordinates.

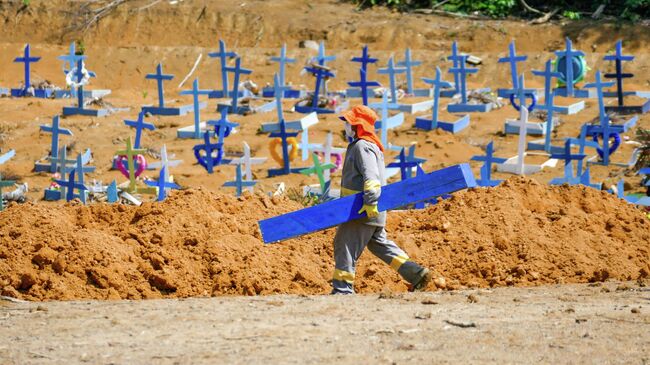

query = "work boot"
[{"left": 408, "top": 268, "right": 432, "bottom": 292}]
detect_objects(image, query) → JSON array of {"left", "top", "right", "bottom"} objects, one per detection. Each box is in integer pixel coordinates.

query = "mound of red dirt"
[{"left": 0, "top": 178, "right": 648, "bottom": 301}]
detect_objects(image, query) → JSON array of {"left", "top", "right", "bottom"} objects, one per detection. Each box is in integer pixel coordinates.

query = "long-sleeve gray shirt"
[{"left": 340, "top": 139, "right": 386, "bottom": 227}]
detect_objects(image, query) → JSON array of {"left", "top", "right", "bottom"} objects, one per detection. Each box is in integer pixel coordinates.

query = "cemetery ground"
[
  {"left": 0, "top": 0, "right": 649, "bottom": 363},
  {"left": 1, "top": 282, "right": 649, "bottom": 364}
]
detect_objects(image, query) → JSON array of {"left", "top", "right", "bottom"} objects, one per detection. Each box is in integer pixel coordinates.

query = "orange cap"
[{"left": 338, "top": 105, "right": 384, "bottom": 152}]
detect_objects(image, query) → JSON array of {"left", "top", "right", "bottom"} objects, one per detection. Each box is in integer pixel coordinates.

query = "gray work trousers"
[{"left": 332, "top": 219, "right": 425, "bottom": 294}]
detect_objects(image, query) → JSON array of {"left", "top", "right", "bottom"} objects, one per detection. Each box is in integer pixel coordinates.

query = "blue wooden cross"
[
  {"left": 266, "top": 74, "right": 304, "bottom": 176},
  {"left": 584, "top": 71, "right": 622, "bottom": 166},
  {"left": 208, "top": 39, "right": 238, "bottom": 98},
  {"left": 208, "top": 108, "right": 239, "bottom": 142},
  {"left": 0, "top": 174, "right": 15, "bottom": 211},
  {"left": 497, "top": 41, "right": 527, "bottom": 96},
  {"left": 145, "top": 166, "right": 180, "bottom": 201},
  {"left": 397, "top": 48, "right": 422, "bottom": 95},
  {"left": 124, "top": 111, "right": 155, "bottom": 149},
  {"left": 348, "top": 45, "right": 380, "bottom": 105},
  {"left": 296, "top": 65, "right": 336, "bottom": 114},
  {"left": 13, "top": 44, "right": 40, "bottom": 94},
  {"left": 377, "top": 57, "right": 406, "bottom": 104},
  {"left": 223, "top": 164, "right": 256, "bottom": 197},
  {"left": 221, "top": 57, "right": 253, "bottom": 114},
  {"left": 532, "top": 60, "right": 564, "bottom": 152},
  {"left": 40, "top": 115, "right": 72, "bottom": 163},
  {"left": 193, "top": 131, "right": 224, "bottom": 174},
  {"left": 604, "top": 40, "right": 634, "bottom": 107},
  {"left": 415, "top": 67, "right": 470, "bottom": 133},
  {"left": 259, "top": 164, "right": 476, "bottom": 243},
  {"left": 314, "top": 41, "right": 336, "bottom": 66},
  {"left": 51, "top": 146, "right": 75, "bottom": 176},
  {"left": 271, "top": 43, "right": 295, "bottom": 88},
  {"left": 58, "top": 42, "right": 83, "bottom": 75},
  {"left": 549, "top": 139, "right": 587, "bottom": 185},
  {"left": 55, "top": 168, "right": 88, "bottom": 203},
  {"left": 107, "top": 180, "right": 118, "bottom": 203},
  {"left": 62, "top": 58, "right": 108, "bottom": 117},
  {"left": 447, "top": 56, "right": 489, "bottom": 113},
  {"left": 144, "top": 63, "right": 174, "bottom": 110},
  {"left": 554, "top": 38, "right": 585, "bottom": 97},
  {"left": 446, "top": 41, "right": 462, "bottom": 96},
  {"left": 387, "top": 147, "right": 425, "bottom": 181},
  {"left": 179, "top": 78, "right": 212, "bottom": 139},
  {"left": 470, "top": 141, "right": 507, "bottom": 187},
  {"left": 369, "top": 92, "right": 402, "bottom": 148}
]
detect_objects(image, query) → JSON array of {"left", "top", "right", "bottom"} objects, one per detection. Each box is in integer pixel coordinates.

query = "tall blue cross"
[
  {"left": 369, "top": 91, "right": 401, "bottom": 148},
  {"left": 208, "top": 108, "right": 239, "bottom": 143},
  {"left": 147, "top": 63, "right": 175, "bottom": 108},
  {"left": 51, "top": 146, "right": 75, "bottom": 177},
  {"left": 124, "top": 111, "right": 156, "bottom": 149},
  {"left": 387, "top": 147, "right": 425, "bottom": 181},
  {"left": 447, "top": 41, "right": 462, "bottom": 94},
  {"left": 583, "top": 71, "right": 622, "bottom": 165},
  {"left": 14, "top": 44, "right": 40, "bottom": 90},
  {"left": 270, "top": 44, "right": 296, "bottom": 88},
  {"left": 351, "top": 45, "right": 378, "bottom": 73},
  {"left": 397, "top": 48, "right": 422, "bottom": 95},
  {"left": 585, "top": 71, "right": 616, "bottom": 126},
  {"left": 448, "top": 55, "right": 477, "bottom": 105},
  {"left": 550, "top": 139, "right": 587, "bottom": 184},
  {"left": 377, "top": 57, "right": 406, "bottom": 104},
  {"left": 223, "top": 57, "right": 253, "bottom": 114},
  {"left": 603, "top": 40, "right": 635, "bottom": 107},
  {"left": 208, "top": 39, "right": 238, "bottom": 98},
  {"left": 532, "top": 59, "right": 563, "bottom": 153},
  {"left": 419, "top": 67, "right": 451, "bottom": 130},
  {"left": 498, "top": 41, "right": 527, "bottom": 91},
  {"left": 145, "top": 166, "right": 180, "bottom": 201},
  {"left": 40, "top": 115, "right": 72, "bottom": 160},
  {"left": 223, "top": 164, "right": 257, "bottom": 197},
  {"left": 180, "top": 78, "right": 212, "bottom": 139},
  {"left": 470, "top": 141, "right": 507, "bottom": 187},
  {"left": 554, "top": 37, "right": 585, "bottom": 97},
  {"left": 267, "top": 74, "right": 302, "bottom": 176},
  {"left": 303, "top": 65, "right": 335, "bottom": 112}
]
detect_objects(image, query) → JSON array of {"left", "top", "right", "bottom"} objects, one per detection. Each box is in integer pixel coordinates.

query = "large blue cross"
[
  {"left": 58, "top": 42, "right": 84, "bottom": 75},
  {"left": 419, "top": 67, "right": 451, "bottom": 130},
  {"left": 124, "top": 111, "right": 156, "bottom": 149},
  {"left": 585, "top": 71, "right": 615, "bottom": 126},
  {"left": 351, "top": 45, "right": 378, "bottom": 73},
  {"left": 303, "top": 65, "right": 335, "bottom": 112},
  {"left": 554, "top": 37, "right": 585, "bottom": 97},
  {"left": 550, "top": 139, "right": 587, "bottom": 184},
  {"left": 223, "top": 57, "right": 253, "bottom": 114},
  {"left": 349, "top": 45, "right": 380, "bottom": 105},
  {"left": 180, "top": 78, "right": 212, "bottom": 139},
  {"left": 208, "top": 39, "right": 238, "bottom": 98},
  {"left": 223, "top": 164, "right": 256, "bottom": 197},
  {"left": 470, "top": 141, "right": 507, "bottom": 187},
  {"left": 448, "top": 55, "right": 477, "bottom": 105},
  {"left": 146, "top": 63, "right": 174, "bottom": 108},
  {"left": 267, "top": 74, "right": 302, "bottom": 176},
  {"left": 14, "top": 44, "right": 40, "bottom": 91},
  {"left": 377, "top": 57, "right": 406, "bottom": 104},
  {"left": 498, "top": 41, "right": 527, "bottom": 91},
  {"left": 603, "top": 40, "right": 635, "bottom": 107},
  {"left": 387, "top": 147, "right": 425, "bottom": 181},
  {"left": 532, "top": 59, "right": 564, "bottom": 153},
  {"left": 145, "top": 166, "right": 180, "bottom": 201},
  {"left": 270, "top": 43, "right": 295, "bottom": 88},
  {"left": 314, "top": 41, "right": 336, "bottom": 67},
  {"left": 40, "top": 115, "right": 72, "bottom": 161},
  {"left": 397, "top": 48, "right": 422, "bottom": 95}
]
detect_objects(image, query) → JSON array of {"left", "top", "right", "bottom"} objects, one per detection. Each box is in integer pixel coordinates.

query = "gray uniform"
[{"left": 332, "top": 139, "right": 426, "bottom": 294}]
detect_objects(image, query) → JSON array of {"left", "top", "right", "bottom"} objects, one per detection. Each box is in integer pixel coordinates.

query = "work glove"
[{"left": 358, "top": 204, "right": 379, "bottom": 218}]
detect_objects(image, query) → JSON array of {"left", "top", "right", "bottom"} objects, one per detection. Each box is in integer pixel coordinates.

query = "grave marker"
[
  {"left": 177, "top": 78, "right": 212, "bottom": 139},
  {"left": 142, "top": 63, "right": 201, "bottom": 116},
  {"left": 603, "top": 40, "right": 650, "bottom": 114},
  {"left": 208, "top": 39, "right": 238, "bottom": 99},
  {"left": 107, "top": 180, "right": 118, "bottom": 203},
  {"left": 145, "top": 166, "right": 180, "bottom": 201},
  {"left": 447, "top": 56, "right": 491, "bottom": 113},
  {"left": 11, "top": 44, "right": 52, "bottom": 98},
  {"left": 124, "top": 111, "right": 155, "bottom": 149},
  {"left": 470, "top": 141, "right": 507, "bottom": 187},
  {"left": 300, "top": 153, "right": 336, "bottom": 194},
  {"left": 62, "top": 58, "right": 109, "bottom": 117},
  {"left": 415, "top": 67, "right": 469, "bottom": 133},
  {"left": 369, "top": 92, "right": 404, "bottom": 149},
  {"left": 228, "top": 142, "right": 266, "bottom": 193},
  {"left": 223, "top": 164, "right": 256, "bottom": 197},
  {"left": 497, "top": 41, "right": 528, "bottom": 98}
]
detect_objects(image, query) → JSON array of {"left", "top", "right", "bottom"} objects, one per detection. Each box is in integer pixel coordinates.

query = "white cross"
[
  {"left": 312, "top": 132, "right": 345, "bottom": 183},
  {"left": 229, "top": 142, "right": 267, "bottom": 192},
  {"left": 148, "top": 145, "right": 182, "bottom": 183}
]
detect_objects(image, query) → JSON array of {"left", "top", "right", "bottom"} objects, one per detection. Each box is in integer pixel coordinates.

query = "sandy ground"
[{"left": 1, "top": 281, "right": 648, "bottom": 364}]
